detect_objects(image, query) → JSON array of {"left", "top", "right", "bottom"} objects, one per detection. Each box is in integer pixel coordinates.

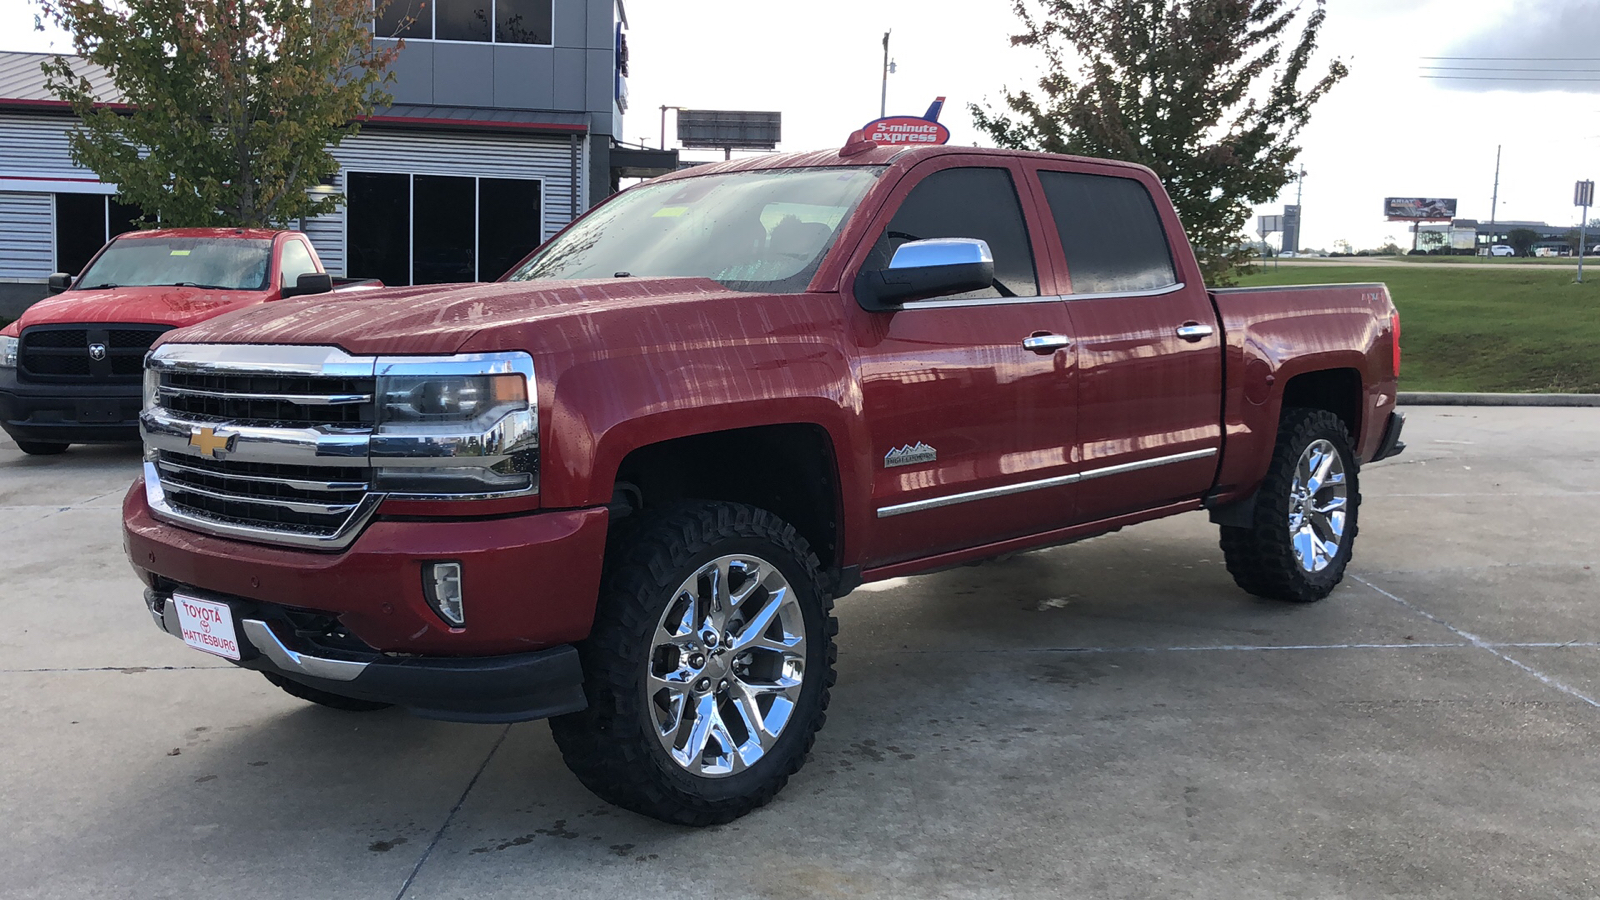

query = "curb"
[{"left": 1398, "top": 392, "right": 1600, "bottom": 407}]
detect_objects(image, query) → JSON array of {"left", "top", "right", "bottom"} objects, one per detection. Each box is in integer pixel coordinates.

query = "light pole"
[{"left": 880, "top": 31, "right": 895, "bottom": 118}]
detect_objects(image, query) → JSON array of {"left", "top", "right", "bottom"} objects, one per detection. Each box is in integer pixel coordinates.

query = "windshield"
[
  {"left": 506, "top": 167, "right": 884, "bottom": 293},
  {"left": 76, "top": 237, "right": 273, "bottom": 291}
]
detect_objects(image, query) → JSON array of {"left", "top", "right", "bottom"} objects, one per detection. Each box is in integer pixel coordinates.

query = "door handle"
[
  {"left": 1175, "top": 322, "right": 1215, "bottom": 342},
  {"left": 1022, "top": 334, "right": 1072, "bottom": 354}
]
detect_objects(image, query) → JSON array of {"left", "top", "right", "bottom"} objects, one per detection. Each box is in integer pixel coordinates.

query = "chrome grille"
[
  {"left": 156, "top": 370, "right": 375, "bottom": 427},
  {"left": 141, "top": 343, "right": 538, "bottom": 550},
  {"left": 154, "top": 451, "right": 370, "bottom": 537}
]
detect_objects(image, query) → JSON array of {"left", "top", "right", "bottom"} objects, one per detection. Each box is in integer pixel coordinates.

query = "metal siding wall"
[
  {"left": 0, "top": 193, "right": 54, "bottom": 277},
  {"left": 310, "top": 129, "right": 579, "bottom": 275},
  {"left": 0, "top": 113, "right": 93, "bottom": 181}
]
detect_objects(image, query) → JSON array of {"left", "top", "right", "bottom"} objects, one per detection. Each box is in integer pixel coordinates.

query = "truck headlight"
[
  {"left": 371, "top": 353, "right": 539, "bottom": 497},
  {"left": 0, "top": 335, "right": 17, "bottom": 369}
]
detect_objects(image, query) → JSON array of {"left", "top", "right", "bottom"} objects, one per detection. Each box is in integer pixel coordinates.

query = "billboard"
[
  {"left": 1384, "top": 197, "right": 1457, "bottom": 221},
  {"left": 676, "top": 110, "right": 781, "bottom": 151}
]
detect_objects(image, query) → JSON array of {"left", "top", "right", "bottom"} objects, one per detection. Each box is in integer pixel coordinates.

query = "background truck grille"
[
  {"left": 155, "top": 450, "right": 371, "bottom": 538},
  {"left": 20, "top": 324, "right": 170, "bottom": 383},
  {"left": 157, "top": 371, "right": 376, "bottom": 427}
]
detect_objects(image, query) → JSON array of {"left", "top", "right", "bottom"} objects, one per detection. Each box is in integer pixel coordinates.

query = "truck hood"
[
  {"left": 14, "top": 285, "right": 268, "bottom": 330},
  {"left": 158, "top": 278, "right": 736, "bottom": 356}
]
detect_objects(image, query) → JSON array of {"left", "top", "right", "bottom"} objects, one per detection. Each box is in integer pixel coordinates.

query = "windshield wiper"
[
  {"left": 84, "top": 283, "right": 118, "bottom": 289},
  {"left": 171, "top": 282, "right": 232, "bottom": 289}
]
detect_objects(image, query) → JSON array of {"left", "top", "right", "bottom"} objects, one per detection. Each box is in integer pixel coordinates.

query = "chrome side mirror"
[{"left": 855, "top": 238, "right": 996, "bottom": 310}]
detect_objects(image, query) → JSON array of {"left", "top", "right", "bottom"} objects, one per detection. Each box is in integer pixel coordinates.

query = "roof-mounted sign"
[{"left": 841, "top": 97, "right": 950, "bottom": 156}]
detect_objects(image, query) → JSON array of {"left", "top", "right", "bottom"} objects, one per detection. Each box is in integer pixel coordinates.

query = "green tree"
[
  {"left": 970, "top": 0, "right": 1347, "bottom": 285},
  {"left": 38, "top": 0, "right": 400, "bottom": 227},
  {"left": 1506, "top": 228, "right": 1539, "bottom": 258}
]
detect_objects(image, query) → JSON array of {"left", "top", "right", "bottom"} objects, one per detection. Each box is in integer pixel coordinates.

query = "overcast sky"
[{"left": 4, "top": 0, "right": 1598, "bottom": 252}]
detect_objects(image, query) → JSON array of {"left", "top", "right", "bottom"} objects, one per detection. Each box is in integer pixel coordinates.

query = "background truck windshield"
[
  {"left": 506, "top": 167, "right": 884, "bottom": 293},
  {"left": 76, "top": 237, "right": 274, "bottom": 291}
]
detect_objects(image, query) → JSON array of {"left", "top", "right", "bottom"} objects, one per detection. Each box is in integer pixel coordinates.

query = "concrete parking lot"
[{"left": 2, "top": 406, "right": 1597, "bottom": 899}]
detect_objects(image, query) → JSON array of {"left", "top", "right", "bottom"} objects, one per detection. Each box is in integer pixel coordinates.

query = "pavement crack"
[
  {"left": 1353, "top": 574, "right": 1600, "bottom": 710},
  {"left": 393, "top": 724, "right": 510, "bottom": 900}
]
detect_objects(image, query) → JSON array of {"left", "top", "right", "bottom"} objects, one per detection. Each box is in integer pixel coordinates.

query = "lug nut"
[
  {"left": 695, "top": 678, "right": 711, "bottom": 692},
  {"left": 690, "top": 654, "right": 706, "bottom": 668}
]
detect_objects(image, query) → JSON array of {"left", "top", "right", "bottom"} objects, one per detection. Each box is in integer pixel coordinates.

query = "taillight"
[{"left": 1391, "top": 311, "right": 1401, "bottom": 376}]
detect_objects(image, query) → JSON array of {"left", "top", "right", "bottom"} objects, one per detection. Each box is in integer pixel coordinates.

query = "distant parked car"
[{"left": 1490, "top": 245, "right": 1515, "bottom": 257}]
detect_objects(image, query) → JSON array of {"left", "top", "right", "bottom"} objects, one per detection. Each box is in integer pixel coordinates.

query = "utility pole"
[
  {"left": 1489, "top": 144, "right": 1501, "bottom": 251},
  {"left": 880, "top": 31, "right": 891, "bottom": 118},
  {"left": 1290, "top": 167, "right": 1305, "bottom": 254},
  {"left": 1577, "top": 179, "right": 1594, "bottom": 284}
]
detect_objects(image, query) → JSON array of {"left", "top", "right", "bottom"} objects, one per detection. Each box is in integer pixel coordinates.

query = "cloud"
[{"left": 1432, "top": 0, "right": 1600, "bottom": 94}]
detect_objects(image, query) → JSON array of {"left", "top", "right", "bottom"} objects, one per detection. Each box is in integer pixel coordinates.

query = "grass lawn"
[{"left": 1237, "top": 265, "right": 1600, "bottom": 393}]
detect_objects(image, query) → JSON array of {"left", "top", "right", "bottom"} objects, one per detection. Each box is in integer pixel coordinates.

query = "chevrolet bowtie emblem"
[{"left": 188, "top": 426, "right": 235, "bottom": 459}]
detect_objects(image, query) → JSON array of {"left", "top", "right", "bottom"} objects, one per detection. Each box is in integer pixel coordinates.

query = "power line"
[
  {"left": 1422, "top": 66, "right": 1600, "bottom": 73},
  {"left": 1420, "top": 56, "right": 1600, "bottom": 61},
  {"left": 1421, "top": 75, "right": 1600, "bottom": 82}
]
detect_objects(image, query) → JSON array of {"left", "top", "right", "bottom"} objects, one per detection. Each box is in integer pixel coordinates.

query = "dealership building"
[{"left": 0, "top": 0, "right": 674, "bottom": 316}]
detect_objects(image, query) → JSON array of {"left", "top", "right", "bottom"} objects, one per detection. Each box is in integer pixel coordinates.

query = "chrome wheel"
[
  {"left": 645, "top": 554, "right": 807, "bottom": 778},
  {"left": 1287, "top": 438, "right": 1348, "bottom": 573}
]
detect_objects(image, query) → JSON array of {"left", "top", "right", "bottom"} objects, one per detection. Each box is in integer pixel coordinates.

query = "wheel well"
[
  {"left": 613, "top": 424, "right": 842, "bottom": 571},
  {"left": 1281, "top": 368, "right": 1362, "bottom": 439}
]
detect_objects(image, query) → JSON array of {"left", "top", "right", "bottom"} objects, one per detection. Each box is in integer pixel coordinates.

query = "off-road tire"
[
  {"left": 1219, "top": 407, "right": 1361, "bottom": 602},
  {"left": 262, "top": 671, "right": 392, "bottom": 712},
  {"left": 16, "top": 441, "right": 69, "bottom": 456},
  {"left": 549, "top": 500, "right": 837, "bottom": 826}
]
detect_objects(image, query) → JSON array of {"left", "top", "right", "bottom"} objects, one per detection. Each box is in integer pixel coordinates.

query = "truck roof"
[
  {"left": 114, "top": 227, "right": 291, "bottom": 241},
  {"left": 652, "top": 143, "right": 1160, "bottom": 185}
]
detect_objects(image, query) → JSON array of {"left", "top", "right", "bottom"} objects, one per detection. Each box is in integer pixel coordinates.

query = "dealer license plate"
[{"left": 172, "top": 593, "right": 242, "bottom": 661}]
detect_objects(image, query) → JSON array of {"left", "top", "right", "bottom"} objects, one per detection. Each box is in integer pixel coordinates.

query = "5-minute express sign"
[{"left": 861, "top": 116, "right": 951, "bottom": 146}]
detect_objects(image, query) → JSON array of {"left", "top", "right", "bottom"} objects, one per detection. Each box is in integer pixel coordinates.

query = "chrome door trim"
[
  {"left": 903, "top": 282, "right": 1185, "bottom": 311},
  {"left": 875, "top": 447, "right": 1217, "bottom": 518}
]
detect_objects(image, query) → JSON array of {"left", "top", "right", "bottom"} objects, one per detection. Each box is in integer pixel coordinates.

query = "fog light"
[{"left": 424, "top": 561, "right": 465, "bottom": 626}]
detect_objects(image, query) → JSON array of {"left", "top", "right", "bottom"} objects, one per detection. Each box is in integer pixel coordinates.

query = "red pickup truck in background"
[
  {"left": 123, "top": 145, "right": 1404, "bottom": 826},
  {"left": 0, "top": 228, "right": 376, "bottom": 454}
]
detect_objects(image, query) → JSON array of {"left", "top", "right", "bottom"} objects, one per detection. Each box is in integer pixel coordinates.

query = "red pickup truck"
[
  {"left": 0, "top": 227, "right": 374, "bottom": 454},
  {"left": 123, "top": 146, "right": 1404, "bottom": 825}
]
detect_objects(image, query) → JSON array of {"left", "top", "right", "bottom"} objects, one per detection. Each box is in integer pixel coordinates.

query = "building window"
[
  {"left": 376, "top": 0, "right": 550, "bottom": 44},
  {"left": 346, "top": 172, "right": 543, "bottom": 286},
  {"left": 55, "top": 193, "right": 143, "bottom": 276}
]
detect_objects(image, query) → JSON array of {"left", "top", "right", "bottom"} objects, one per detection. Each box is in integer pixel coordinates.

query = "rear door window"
[
  {"left": 865, "top": 167, "right": 1039, "bottom": 300},
  {"left": 1038, "top": 171, "right": 1177, "bottom": 294}
]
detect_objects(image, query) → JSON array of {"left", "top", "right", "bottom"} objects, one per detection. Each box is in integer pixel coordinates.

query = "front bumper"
[
  {"left": 124, "top": 479, "right": 610, "bottom": 656},
  {"left": 0, "top": 368, "right": 142, "bottom": 443},
  {"left": 144, "top": 585, "right": 586, "bottom": 723}
]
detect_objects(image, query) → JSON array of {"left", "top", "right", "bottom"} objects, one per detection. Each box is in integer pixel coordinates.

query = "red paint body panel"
[
  {"left": 120, "top": 146, "right": 1401, "bottom": 661},
  {"left": 124, "top": 481, "right": 609, "bottom": 655},
  {"left": 1208, "top": 283, "right": 1399, "bottom": 503}
]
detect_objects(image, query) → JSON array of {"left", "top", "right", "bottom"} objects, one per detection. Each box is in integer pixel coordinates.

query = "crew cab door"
[
  {"left": 847, "top": 157, "right": 1079, "bottom": 568},
  {"left": 1026, "top": 163, "right": 1223, "bottom": 521}
]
